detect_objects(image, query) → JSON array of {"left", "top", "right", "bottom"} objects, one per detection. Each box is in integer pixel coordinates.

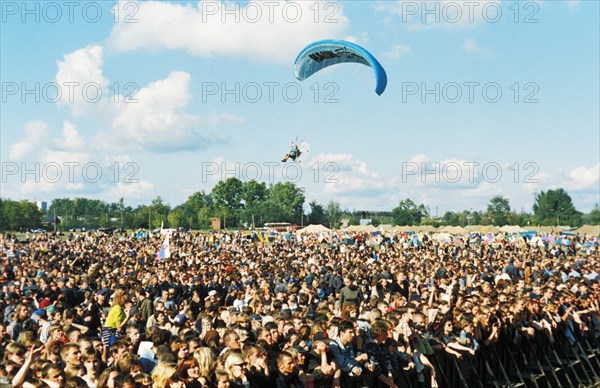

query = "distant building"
[{"left": 36, "top": 201, "right": 47, "bottom": 212}]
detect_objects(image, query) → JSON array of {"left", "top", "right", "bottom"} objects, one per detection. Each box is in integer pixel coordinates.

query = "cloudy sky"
[{"left": 1, "top": 0, "right": 598, "bottom": 214}]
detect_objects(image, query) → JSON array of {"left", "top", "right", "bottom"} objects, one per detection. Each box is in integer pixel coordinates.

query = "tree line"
[{"left": 0, "top": 181, "right": 598, "bottom": 231}]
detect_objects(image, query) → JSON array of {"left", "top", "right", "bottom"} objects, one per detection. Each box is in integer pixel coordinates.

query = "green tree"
[
  {"left": 197, "top": 207, "right": 213, "bottom": 229},
  {"left": 168, "top": 208, "right": 185, "bottom": 228},
  {"left": 514, "top": 212, "right": 535, "bottom": 228},
  {"left": 132, "top": 205, "right": 155, "bottom": 229},
  {"left": 267, "top": 182, "right": 305, "bottom": 224},
  {"left": 212, "top": 178, "right": 244, "bottom": 227},
  {"left": 254, "top": 201, "right": 287, "bottom": 226},
  {"left": 241, "top": 180, "right": 267, "bottom": 228},
  {"left": 148, "top": 197, "right": 171, "bottom": 228},
  {"left": 486, "top": 196, "right": 511, "bottom": 226},
  {"left": 307, "top": 200, "right": 325, "bottom": 225},
  {"left": 0, "top": 198, "right": 7, "bottom": 230},
  {"left": 182, "top": 191, "right": 213, "bottom": 229},
  {"left": 533, "top": 188, "right": 582, "bottom": 226},
  {"left": 583, "top": 204, "right": 600, "bottom": 225},
  {"left": 442, "top": 211, "right": 460, "bottom": 226},
  {"left": 99, "top": 214, "right": 110, "bottom": 228},
  {"left": 325, "top": 201, "right": 342, "bottom": 229},
  {"left": 347, "top": 215, "right": 361, "bottom": 226},
  {"left": 421, "top": 216, "right": 441, "bottom": 227},
  {"left": 107, "top": 198, "right": 131, "bottom": 229},
  {"left": 1, "top": 200, "right": 42, "bottom": 230},
  {"left": 392, "top": 199, "right": 428, "bottom": 226}
]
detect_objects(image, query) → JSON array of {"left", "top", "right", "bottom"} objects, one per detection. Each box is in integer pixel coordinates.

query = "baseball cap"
[{"left": 174, "top": 314, "right": 188, "bottom": 326}]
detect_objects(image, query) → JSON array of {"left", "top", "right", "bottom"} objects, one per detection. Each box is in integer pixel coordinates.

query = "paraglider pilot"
[{"left": 281, "top": 144, "right": 301, "bottom": 162}]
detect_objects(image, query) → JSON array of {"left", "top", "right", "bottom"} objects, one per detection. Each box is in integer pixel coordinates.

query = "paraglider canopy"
[{"left": 294, "top": 39, "right": 387, "bottom": 95}]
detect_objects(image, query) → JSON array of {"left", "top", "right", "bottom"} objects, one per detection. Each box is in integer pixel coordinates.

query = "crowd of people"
[{"left": 0, "top": 227, "right": 598, "bottom": 388}]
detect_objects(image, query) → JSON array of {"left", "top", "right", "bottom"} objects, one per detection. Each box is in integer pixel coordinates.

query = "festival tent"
[
  {"left": 467, "top": 225, "right": 500, "bottom": 233},
  {"left": 439, "top": 226, "right": 468, "bottom": 235},
  {"left": 362, "top": 225, "right": 379, "bottom": 233},
  {"left": 556, "top": 237, "right": 572, "bottom": 246},
  {"left": 344, "top": 225, "right": 363, "bottom": 232},
  {"left": 378, "top": 224, "right": 394, "bottom": 231},
  {"left": 415, "top": 225, "right": 438, "bottom": 232},
  {"left": 408, "top": 235, "right": 422, "bottom": 246},
  {"left": 508, "top": 234, "right": 527, "bottom": 246},
  {"left": 499, "top": 225, "right": 526, "bottom": 234},
  {"left": 581, "top": 241, "right": 597, "bottom": 248},
  {"left": 344, "top": 224, "right": 378, "bottom": 233},
  {"left": 296, "top": 224, "right": 332, "bottom": 234},
  {"left": 574, "top": 225, "right": 600, "bottom": 236},
  {"left": 482, "top": 232, "right": 496, "bottom": 243},
  {"left": 532, "top": 226, "right": 571, "bottom": 233},
  {"left": 395, "top": 225, "right": 421, "bottom": 232},
  {"left": 435, "top": 233, "right": 453, "bottom": 244},
  {"left": 483, "top": 225, "right": 501, "bottom": 233}
]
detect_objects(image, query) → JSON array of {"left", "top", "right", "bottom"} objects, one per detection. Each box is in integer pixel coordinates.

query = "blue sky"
[{"left": 1, "top": 0, "right": 599, "bottom": 215}]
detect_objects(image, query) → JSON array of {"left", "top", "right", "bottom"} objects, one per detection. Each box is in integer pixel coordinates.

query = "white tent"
[
  {"left": 296, "top": 224, "right": 332, "bottom": 234},
  {"left": 415, "top": 225, "right": 438, "bottom": 232},
  {"left": 439, "top": 226, "right": 468, "bottom": 235},
  {"left": 344, "top": 224, "right": 378, "bottom": 233},
  {"left": 574, "top": 225, "right": 600, "bottom": 236},
  {"left": 435, "top": 233, "right": 453, "bottom": 244},
  {"left": 499, "top": 225, "right": 526, "bottom": 233}
]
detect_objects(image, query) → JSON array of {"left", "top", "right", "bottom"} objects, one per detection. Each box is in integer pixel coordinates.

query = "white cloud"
[
  {"left": 109, "top": 71, "right": 210, "bottom": 152},
  {"left": 9, "top": 120, "right": 49, "bottom": 159},
  {"left": 566, "top": 163, "right": 600, "bottom": 190},
  {"left": 309, "top": 153, "right": 386, "bottom": 196},
  {"left": 408, "top": 153, "right": 428, "bottom": 165},
  {"left": 53, "top": 121, "right": 87, "bottom": 151},
  {"left": 523, "top": 163, "right": 599, "bottom": 195},
  {"left": 54, "top": 45, "right": 232, "bottom": 153},
  {"left": 463, "top": 37, "right": 491, "bottom": 56},
  {"left": 104, "top": 181, "right": 157, "bottom": 202},
  {"left": 385, "top": 44, "right": 412, "bottom": 60},
  {"left": 4, "top": 120, "right": 152, "bottom": 200},
  {"left": 55, "top": 45, "right": 108, "bottom": 115},
  {"left": 65, "top": 183, "right": 86, "bottom": 191},
  {"left": 202, "top": 112, "right": 246, "bottom": 127},
  {"left": 107, "top": 0, "right": 349, "bottom": 64},
  {"left": 463, "top": 37, "right": 480, "bottom": 53}
]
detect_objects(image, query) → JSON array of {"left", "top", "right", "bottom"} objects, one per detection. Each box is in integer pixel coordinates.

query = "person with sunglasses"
[{"left": 224, "top": 352, "right": 257, "bottom": 387}]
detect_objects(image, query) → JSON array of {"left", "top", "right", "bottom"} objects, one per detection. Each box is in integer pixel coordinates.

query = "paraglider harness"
[
  {"left": 289, "top": 145, "right": 300, "bottom": 160},
  {"left": 281, "top": 139, "right": 304, "bottom": 162}
]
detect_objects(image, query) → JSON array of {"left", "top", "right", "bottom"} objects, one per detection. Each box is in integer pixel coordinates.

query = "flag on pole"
[{"left": 157, "top": 233, "right": 170, "bottom": 259}]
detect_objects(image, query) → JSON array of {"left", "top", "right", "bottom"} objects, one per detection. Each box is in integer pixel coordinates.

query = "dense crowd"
[{"left": 0, "top": 228, "right": 598, "bottom": 388}]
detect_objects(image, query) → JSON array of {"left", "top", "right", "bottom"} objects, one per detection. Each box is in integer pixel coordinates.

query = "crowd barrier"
[{"left": 394, "top": 329, "right": 600, "bottom": 388}]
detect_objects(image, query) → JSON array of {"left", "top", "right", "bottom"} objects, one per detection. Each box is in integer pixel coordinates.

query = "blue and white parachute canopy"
[{"left": 293, "top": 39, "right": 387, "bottom": 96}]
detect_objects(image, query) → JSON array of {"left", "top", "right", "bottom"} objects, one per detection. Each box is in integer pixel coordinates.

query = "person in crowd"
[{"left": 101, "top": 287, "right": 131, "bottom": 349}]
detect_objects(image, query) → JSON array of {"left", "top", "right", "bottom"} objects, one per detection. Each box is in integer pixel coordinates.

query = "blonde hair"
[
  {"left": 193, "top": 347, "right": 215, "bottom": 379},
  {"left": 151, "top": 361, "right": 177, "bottom": 387},
  {"left": 224, "top": 352, "right": 245, "bottom": 380},
  {"left": 3, "top": 342, "right": 24, "bottom": 361}
]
